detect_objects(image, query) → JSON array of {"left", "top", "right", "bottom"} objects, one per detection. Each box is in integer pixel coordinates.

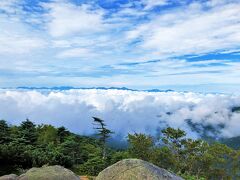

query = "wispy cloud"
[
  {"left": 126, "top": 1, "right": 240, "bottom": 57},
  {"left": 0, "top": 0, "right": 21, "bottom": 14},
  {"left": 142, "top": 0, "right": 170, "bottom": 10},
  {"left": 42, "top": 2, "right": 106, "bottom": 37},
  {"left": 57, "top": 47, "right": 96, "bottom": 58},
  {"left": 0, "top": 1, "right": 46, "bottom": 54}
]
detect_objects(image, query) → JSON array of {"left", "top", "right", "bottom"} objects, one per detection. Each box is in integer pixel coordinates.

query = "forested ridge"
[{"left": 0, "top": 118, "right": 239, "bottom": 179}]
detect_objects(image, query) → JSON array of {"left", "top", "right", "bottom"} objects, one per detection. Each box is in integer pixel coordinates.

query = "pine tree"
[{"left": 92, "top": 117, "right": 113, "bottom": 159}]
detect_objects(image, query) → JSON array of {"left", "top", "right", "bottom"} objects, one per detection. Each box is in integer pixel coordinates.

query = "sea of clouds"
[{"left": 0, "top": 89, "right": 240, "bottom": 139}]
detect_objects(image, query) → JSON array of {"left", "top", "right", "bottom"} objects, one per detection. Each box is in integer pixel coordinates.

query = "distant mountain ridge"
[
  {"left": 0, "top": 86, "right": 230, "bottom": 95},
  {"left": 15, "top": 86, "right": 174, "bottom": 92}
]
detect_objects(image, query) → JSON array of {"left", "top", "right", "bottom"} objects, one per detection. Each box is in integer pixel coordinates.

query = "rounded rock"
[
  {"left": 0, "top": 174, "right": 18, "bottom": 180},
  {"left": 18, "top": 165, "right": 79, "bottom": 180},
  {"left": 96, "top": 159, "right": 183, "bottom": 180}
]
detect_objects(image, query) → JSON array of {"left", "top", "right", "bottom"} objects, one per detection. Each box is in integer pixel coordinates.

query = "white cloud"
[
  {"left": 0, "top": 31, "right": 46, "bottom": 55},
  {"left": 0, "top": 89, "right": 240, "bottom": 138},
  {"left": 0, "top": 16, "right": 46, "bottom": 54},
  {"left": 0, "top": 0, "right": 239, "bottom": 89},
  {"left": 126, "top": 1, "right": 240, "bottom": 57},
  {"left": 57, "top": 47, "right": 95, "bottom": 58},
  {"left": 43, "top": 2, "right": 105, "bottom": 37},
  {"left": 0, "top": 0, "right": 47, "bottom": 55},
  {"left": 0, "top": 0, "right": 21, "bottom": 13},
  {"left": 142, "top": 0, "right": 170, "bottom": 10}
]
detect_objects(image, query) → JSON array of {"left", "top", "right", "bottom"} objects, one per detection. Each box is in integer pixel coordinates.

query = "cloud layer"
[{"left": 1, "top": 89, "right": 240, "bottom": 139}]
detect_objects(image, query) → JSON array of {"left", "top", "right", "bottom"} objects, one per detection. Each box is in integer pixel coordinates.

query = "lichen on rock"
[
  {"left": 96, "top": 159, "right": 183, "bottom": 180},
  {"left": 18, "top": 165, "right": 79, "bottom": 180}
]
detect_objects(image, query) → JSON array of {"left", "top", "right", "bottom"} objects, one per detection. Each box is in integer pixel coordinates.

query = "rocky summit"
[
  {"left": 0, "top": 160, "right": 184, "bottom": 180},
  {"left": 96, "top": 159, "right": 183, "bottom": 180}
]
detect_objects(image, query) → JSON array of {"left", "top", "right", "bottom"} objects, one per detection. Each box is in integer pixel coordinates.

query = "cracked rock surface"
[{"left": 96, "top": 159, "right": 183, "bottom": 180}]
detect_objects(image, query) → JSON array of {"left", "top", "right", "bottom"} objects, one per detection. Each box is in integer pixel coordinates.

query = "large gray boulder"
[
  {"left": 96, "top": 159, "right": 183, "bottom": 180},
  {"left": 18, "top": 165, "right": 79, "bottom": 180},
  {"left": 0, "top": 174, "right": 18, "bottom": 180}
]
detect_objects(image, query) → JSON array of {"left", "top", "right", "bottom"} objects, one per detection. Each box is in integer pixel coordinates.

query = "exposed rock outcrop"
[
  {"left": 0, "top": 160, "right": 183, "bottom": 180},
  {"left": 0, "top": 174, "right": 18, "bottom": 180},
  {"left": 96, "top": 159, "right": 183, "bottom": 180},
  {"left": 0, "top": 166, "right": 80, "bottom": 180},
  {"left": 18, "top": 165, "right": 79, "bottom": 180}
]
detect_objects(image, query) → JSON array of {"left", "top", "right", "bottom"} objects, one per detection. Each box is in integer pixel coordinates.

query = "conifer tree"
[
  {"left": 19, "top": 119, "right": 37, "bottom": 144},
  {"left": 92, "top": 117, "right": 113, "bottom": 159},
  {"left": 0, "top": 120, "right": 10, "bottom": 143}
]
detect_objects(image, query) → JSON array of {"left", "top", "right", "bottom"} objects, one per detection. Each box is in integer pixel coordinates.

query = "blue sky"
[{"left": 0, "top": 0, "right": 240, "bottom": 92}]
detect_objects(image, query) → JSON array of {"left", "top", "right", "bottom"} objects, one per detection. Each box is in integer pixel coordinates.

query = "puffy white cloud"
[{"left": 0, "top": 89, "right": 240, "bottom": 139}]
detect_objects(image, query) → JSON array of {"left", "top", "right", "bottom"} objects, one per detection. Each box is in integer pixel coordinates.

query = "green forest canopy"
[{"left": 0, "top": 118, "right": 239, "bottom": 179}]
